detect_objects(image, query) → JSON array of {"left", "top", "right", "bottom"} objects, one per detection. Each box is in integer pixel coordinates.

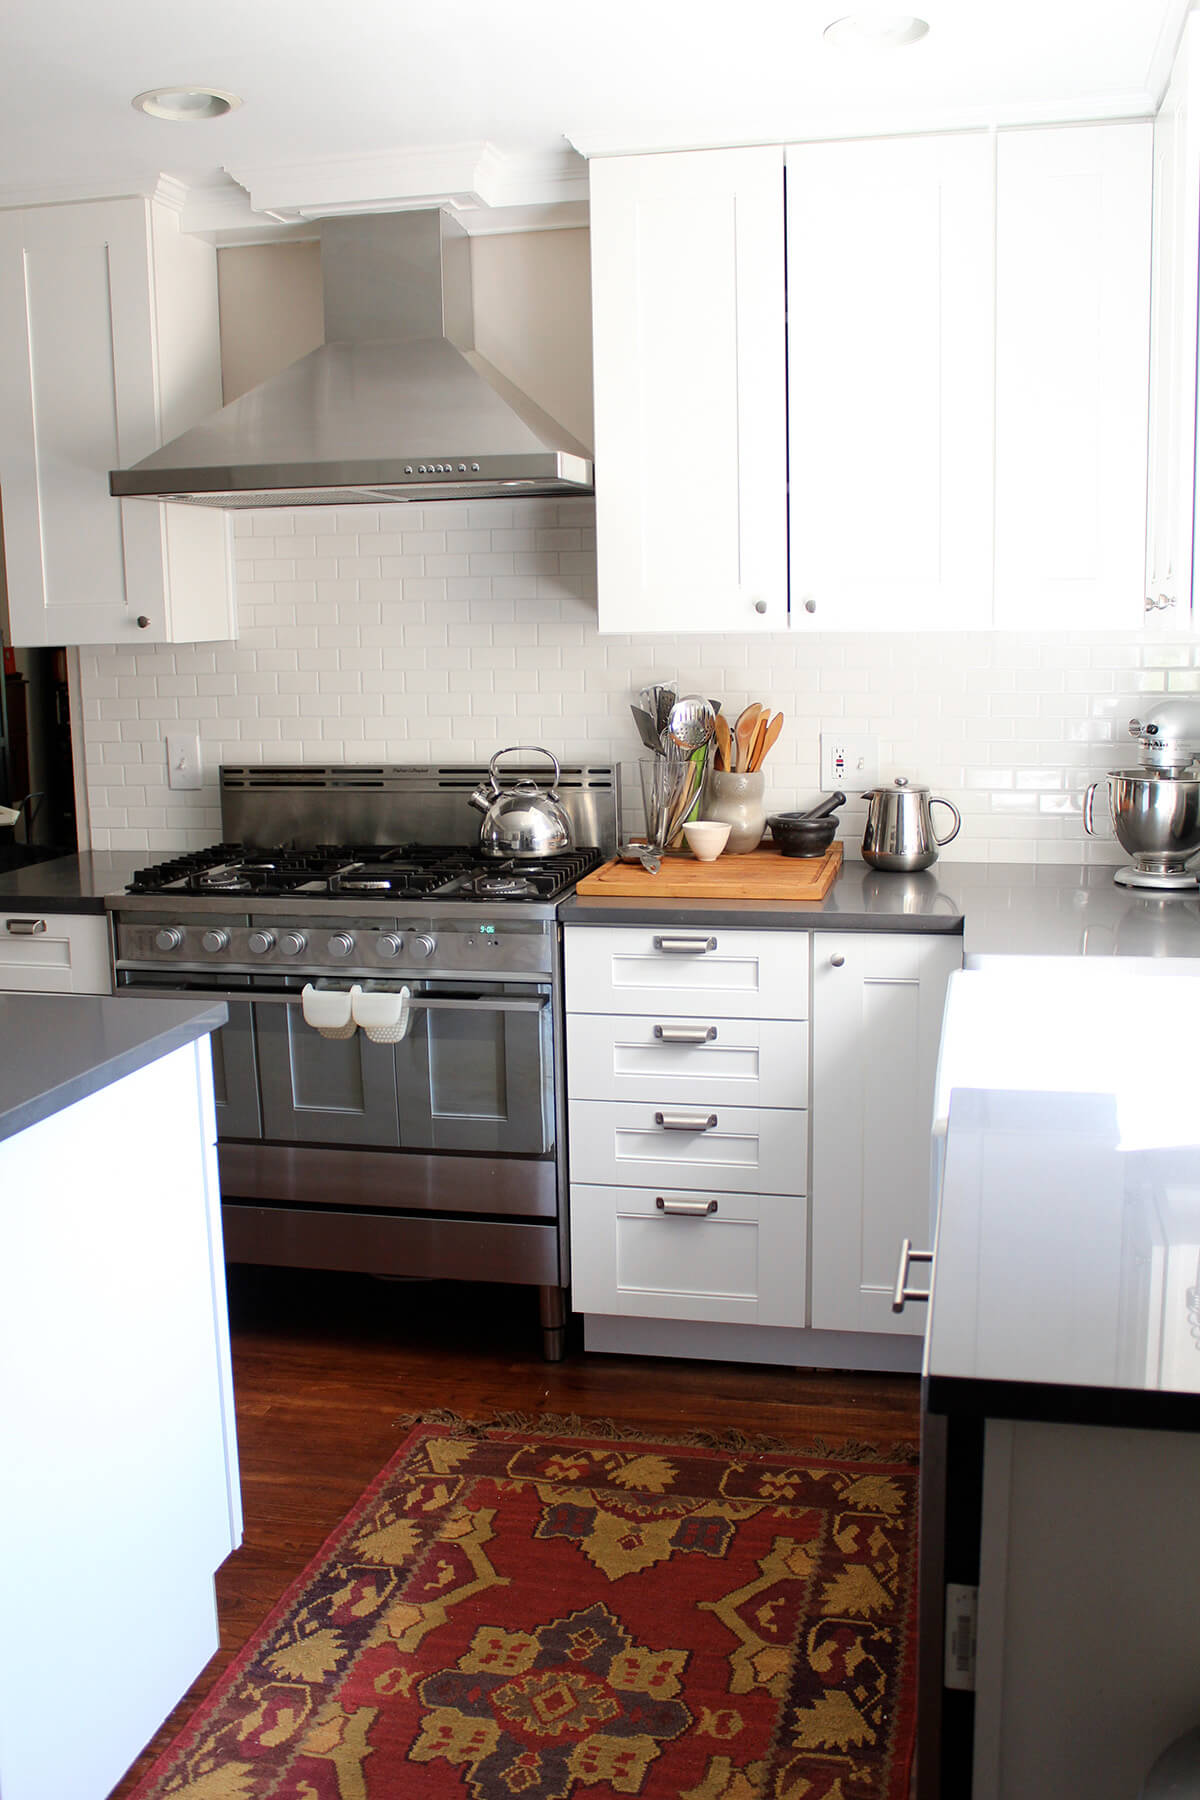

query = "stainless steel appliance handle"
[
  {"left": 653, "top": 1024, "right": 717, "bottom": 1044},
  {"left": 653, "top": 934, "right": 717, "bottom": 954},
  {"left": 654, "top": 1109, "right": 718, "bottom": 1130},
  {"left": 891, "top": 1238, "right": 933, "bottom": 1312},
  {"left": 6, "top": 918, "right": 47, "bottom": 935},
  {"left": 413, "top": 995, "right": 548, "bottom": 1013},
  {"left": 655, "top": 1195, "right": 718, "bottom": 1216}
]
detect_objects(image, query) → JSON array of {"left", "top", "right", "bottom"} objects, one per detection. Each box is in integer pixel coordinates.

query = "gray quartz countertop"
[
  {"left": 562, "top": 859, "right": 1200, "bottom": 962},
  {"left": 7, "top": 851, "right": 1200, "bottom": 962},
  {"left": 0, "top": 994, "right": 228, "bottom": 1143}
]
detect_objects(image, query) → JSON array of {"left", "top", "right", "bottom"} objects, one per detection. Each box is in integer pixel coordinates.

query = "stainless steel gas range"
[{"left": 108, "top": 764, "right": 617, "bottom": 1359}]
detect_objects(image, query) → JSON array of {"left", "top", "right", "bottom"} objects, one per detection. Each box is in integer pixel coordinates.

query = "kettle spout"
[{"left": 467, "top": 781, "right": 494, "bottom": 815}]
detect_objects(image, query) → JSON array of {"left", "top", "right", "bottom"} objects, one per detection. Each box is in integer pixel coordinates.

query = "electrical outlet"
[
  {"left": 166, "top": 733, "right": 203, "bottom": 791},
  {"left": 819, "top": 732, "right": 878, "bottom": 792}
]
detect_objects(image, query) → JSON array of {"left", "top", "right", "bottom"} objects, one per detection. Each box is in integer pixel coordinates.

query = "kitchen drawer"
[
  {"left": 565, "top": 926, "right": 809, "bottom": 1020},
  {"left": 566, "top": 1013, "right": 809, "bottom": 1109},
  {"left": 567, "top": 1097, "right": 807, "bottom": 1194},
  {"left": 0, "top": 911, "right": 111, "bottom": 993},
  {"left": 570, "top": 1182, "right": 807, "bottom": 1326}
]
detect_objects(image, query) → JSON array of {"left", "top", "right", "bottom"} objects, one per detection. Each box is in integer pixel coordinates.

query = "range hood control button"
[
  {"left": 327, "top": 933, "right": 355, "bottom": 958},
  {"left": 201, "top": 929, "right": 229, "bottom": 953},
  {"left": 376, "top": 934, "right": 404, "bottom": 959},
  {"left": 247, "top": 930, "right": 275, "bottom": 955},
  {"left": 278, "top": 931, "right": 306, "bottom": 957},
  {"left": 410, "top": 933, "right": 436, "bottom": 960},
  {"left": 154, "top": 927, "right": 184, "bottom": 952}
]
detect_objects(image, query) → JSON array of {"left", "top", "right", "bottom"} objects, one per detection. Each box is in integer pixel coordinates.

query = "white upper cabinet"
[
  {"left": 0, "top": 196, "right": 234, "bottom": 647},
  {"left": 1146, "top": 16, "right": 1200, "bottom": 632},
  {"left": 993, "top": 123, "right": 1152, "bottom": 631},
  {"left": 588, "top": 147, "right": 787, "bottom": 634},
  {"left": 787, "top": 134, "right": 996, "bottom": 633}
]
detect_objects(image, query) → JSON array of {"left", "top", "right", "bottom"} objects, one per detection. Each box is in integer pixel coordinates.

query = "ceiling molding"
[{"left": 223, "top": 140, "right": 588, "bottom": 224}]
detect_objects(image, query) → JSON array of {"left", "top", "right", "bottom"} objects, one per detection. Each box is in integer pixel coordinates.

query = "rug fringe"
[{"left": 393, "top": 1406, "right": 919, "bottom": 1464}]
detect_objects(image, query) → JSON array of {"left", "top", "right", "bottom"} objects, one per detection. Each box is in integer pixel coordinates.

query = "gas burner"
[
  {"left": 475, "top": 874, "right": 537, "bottom": 898},
  {"left": 126, "top": 842, "right": 607, "bottom": 903}
]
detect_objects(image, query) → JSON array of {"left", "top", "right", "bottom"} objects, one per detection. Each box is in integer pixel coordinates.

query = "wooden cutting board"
[{"left": 576, "top": 840, "right": 843, "bottom": 899}]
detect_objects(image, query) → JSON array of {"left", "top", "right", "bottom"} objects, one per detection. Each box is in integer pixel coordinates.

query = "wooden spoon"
[
  {"left": 752, "top": 711, "right": 784, "bottom": 770},
  {"left": 713, "top": 712, "right": 733, "bottom": 772},
  {"left": 732, "top": 703, "right": 763, "bottom": 772}
]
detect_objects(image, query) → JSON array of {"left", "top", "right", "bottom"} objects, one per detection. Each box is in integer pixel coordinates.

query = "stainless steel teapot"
[
  {"left": 861, "top": 776, "right": 961, "bottom": 872},
  {"left": 469, "top": 746, "right": 573, "bottom": 859}
]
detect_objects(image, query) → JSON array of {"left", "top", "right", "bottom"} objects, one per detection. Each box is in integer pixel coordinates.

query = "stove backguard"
[{"left": 219, "top": 763, "right": 619, "bottom": 858}]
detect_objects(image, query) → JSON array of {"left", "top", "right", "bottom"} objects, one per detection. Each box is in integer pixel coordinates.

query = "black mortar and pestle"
[{"left": 766, "top": 792, "right": 846, "bottom": 857}]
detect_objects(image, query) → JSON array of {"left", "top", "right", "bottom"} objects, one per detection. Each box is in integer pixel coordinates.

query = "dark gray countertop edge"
[
  {"left": 0, "top": 997, "right": 229, "bottom": 1143},
  {"left": 558, "top": 895, "right": 965, "bottom": 930}
]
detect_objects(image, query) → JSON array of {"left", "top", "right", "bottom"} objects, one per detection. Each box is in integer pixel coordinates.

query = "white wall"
[{"left": 72, "top": 230, "right": 1198, "bottom": 864}]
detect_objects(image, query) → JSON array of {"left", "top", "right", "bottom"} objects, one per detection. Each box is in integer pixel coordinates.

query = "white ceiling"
[{"left": 0, "top": 0, "right": 1191, "bottom": 235}]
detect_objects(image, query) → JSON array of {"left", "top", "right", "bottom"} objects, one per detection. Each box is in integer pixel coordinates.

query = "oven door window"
[{"left": 395, "top": 982, "right": 554, "bottom": 1156}]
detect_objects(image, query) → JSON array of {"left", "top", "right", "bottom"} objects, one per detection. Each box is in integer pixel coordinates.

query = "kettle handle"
[
  {"left": 487, "top": 745, "right": 562, "bottom": 797},
  {"left": 930, "top": 796, "right": 961, "bottom": 846}
]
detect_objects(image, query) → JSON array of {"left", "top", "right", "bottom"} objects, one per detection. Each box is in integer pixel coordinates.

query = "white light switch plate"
[
  {"left": 819, "top": 732, "right": 878, "bottom": 792},
  {"left": 166, "top": 734, "right": 203, "bottom": 790}
]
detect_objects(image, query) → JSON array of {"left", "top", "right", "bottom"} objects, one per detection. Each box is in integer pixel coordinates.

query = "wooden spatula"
[
  {"left": 733, "top": 703, "right": 763, "bottom": 772},
  {"left": 713, "top": 712, "right": 733, "bottom": 772},
  {"left": 752, "top": 711, "right": 784, "bottom": 770}
]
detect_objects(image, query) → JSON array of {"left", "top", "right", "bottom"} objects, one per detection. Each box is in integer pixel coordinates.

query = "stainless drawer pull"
[
  {"left": 653, "top": 1024, "right": 718, "bottom": 1044},
  {"left": 892, "top": 1238, "right": 933, "bottom": 1312},
  {"left": 653, "top": 934, "right": 717, "bottom": 954},
  {"left": 6, "top": 918, "right": 47, "bottom": 936},
  {"left": 656, "top": 1196, "right": 718, "bottom": 1217},
  {"left": 654, "top": 1109, "right": 718, "bottom": 1131}
]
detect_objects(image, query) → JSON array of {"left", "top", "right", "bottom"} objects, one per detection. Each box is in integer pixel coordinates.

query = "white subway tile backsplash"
[{"left": 74, "top": 497, "right": 1200, "bottom": 858}]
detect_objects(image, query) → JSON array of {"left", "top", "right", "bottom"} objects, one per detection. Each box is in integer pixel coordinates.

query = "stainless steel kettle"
[
  {"left": 861, "top": 776, "right": 961, "bottom": 871},
  {"left": 469, "top": 746, "right": 573, "bottom": 859}
]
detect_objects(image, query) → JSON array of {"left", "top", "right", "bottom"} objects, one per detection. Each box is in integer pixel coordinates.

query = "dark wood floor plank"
[{"left": 108, "top": 1267, "right": 919, "bottom": 1798}]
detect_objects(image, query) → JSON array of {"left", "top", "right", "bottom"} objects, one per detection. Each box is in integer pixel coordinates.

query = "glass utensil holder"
[
  {"left": 703, "top": 769, "right": 766, "bottom": 854},
  {"left": 639, "top": 756, "right": 700, "bottom": 852}
]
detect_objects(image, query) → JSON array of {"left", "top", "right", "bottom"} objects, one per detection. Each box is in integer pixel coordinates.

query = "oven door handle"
[{"left": 411, "top": 995, "right": 549, "bottom": 1013}]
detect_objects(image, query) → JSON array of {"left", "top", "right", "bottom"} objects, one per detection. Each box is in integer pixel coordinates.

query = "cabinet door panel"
[
  {"left": 256, "top": 1002, "right": 399, "bottom": 1147},
  {"left": 994, "top": 123, "right": 1151, "bottom": 630},
  {"left": 210, "top": 1003, "right": 262, "bottom": 1142},
  {"left": 590, "top": 147, "right": 787, "bottom": 633},
  {"left": 810, "top": 932, "right": 961, "bottom": 1335},
  {"left": 566, "top": 1013, "right": 809, "bottom": 1110},
  {"left": 568, "top": 1098, "right": 807, "bottom": 1195},
  {"left": 787, "top": 135, "right": 995, "bottom": 632},
  {"left": 565, "top": 925, "right": 810, "bottom": 1019}
]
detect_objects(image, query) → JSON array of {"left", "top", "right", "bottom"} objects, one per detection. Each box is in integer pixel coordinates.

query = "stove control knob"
[
  {"left": 154, "top": 927, "right": 184, "bottom": 952},
  {"left": 410, "top": 933, "right": 436, "bottom": 960},
  {"left": 278, "top": 931, "right": 307, "bottom": 957},
  {"left": 200, "top": 929, "right": 229, "bottom": 954},
  {"left": 376, "top": 934, "right": 404, "bottom": 959},
  {"left": 327, "top": 932, "right": 355, "bottom": 958},
  {"left": 247, "top": 930, "right": 275, "bottom": 955}
]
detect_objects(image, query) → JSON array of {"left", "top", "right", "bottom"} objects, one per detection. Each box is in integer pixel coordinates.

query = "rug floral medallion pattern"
[{"left": 129, "top": 1423, "right": 919, "bottom": 1800}]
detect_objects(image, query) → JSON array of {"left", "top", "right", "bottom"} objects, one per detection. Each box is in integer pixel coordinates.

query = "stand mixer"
[{"left": 1084, "top": 700, "right": 1200, "bottom": 889}]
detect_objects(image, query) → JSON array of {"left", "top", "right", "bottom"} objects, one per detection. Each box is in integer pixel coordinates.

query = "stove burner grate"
[{"left": 126, "top": 842, "right": 606, "bottom": 902}]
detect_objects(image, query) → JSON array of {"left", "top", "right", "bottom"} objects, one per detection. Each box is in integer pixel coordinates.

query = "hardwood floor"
[{"left": 110, "top": 1265, "right": 920, "bottom": 1798}]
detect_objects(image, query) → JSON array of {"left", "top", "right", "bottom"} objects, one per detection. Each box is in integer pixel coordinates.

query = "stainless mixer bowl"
[{"left": 1104, "top": 770, "right": 1200, "bottom": 869}]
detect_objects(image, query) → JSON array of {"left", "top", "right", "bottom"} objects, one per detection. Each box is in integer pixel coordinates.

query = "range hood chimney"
[{"left": 109, "top": 210, "right": 593, "bottom": 508}]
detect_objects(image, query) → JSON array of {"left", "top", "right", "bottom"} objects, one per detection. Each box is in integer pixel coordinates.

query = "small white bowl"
[{"left": 682, "top": 820, "right": 732, "bottom": 861}]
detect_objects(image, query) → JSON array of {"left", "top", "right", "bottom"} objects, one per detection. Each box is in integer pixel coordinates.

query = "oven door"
[{"left": 253, "top": 978, "right": 554, "bottom": 1156}]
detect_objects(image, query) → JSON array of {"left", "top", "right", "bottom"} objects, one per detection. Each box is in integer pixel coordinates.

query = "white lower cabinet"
[
  {"left": 0, "top": 910, "right": 112, "bottom": 994},
  {"left": 810, "top": 930, "right": 962, "bottom": 1336},
  {"left": 566, "top": 923, "right": 810, "bottom": 1335},
  {"left": 565, "top": 922, "right": 961, "bottom": 1363}
]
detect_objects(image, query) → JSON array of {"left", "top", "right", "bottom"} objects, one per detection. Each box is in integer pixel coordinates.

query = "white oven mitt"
[
  {"left": 352, "top": 983, "right": 412, "bottom": 1043},
  {"left": 301, "top": 982, "right": 360, "bottom": 1040}
]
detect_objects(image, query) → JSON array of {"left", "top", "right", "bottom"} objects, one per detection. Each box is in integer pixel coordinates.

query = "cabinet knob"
[
  {"left": 830, "top": 953, "right": 845, "bottom": 967},
  {"left": 754, "top": 600, "right": 768, "bottom": 615},
  {"left": 803, "top": 598, "right": 817, "bottom": 614},
  {"left": 135, "top": 615, "right": 150, "bottom": 629}
]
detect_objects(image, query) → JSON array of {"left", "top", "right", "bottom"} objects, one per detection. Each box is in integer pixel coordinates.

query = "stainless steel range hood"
[{"left": 109, "top": 210, "right": 593, "bottom": 508}]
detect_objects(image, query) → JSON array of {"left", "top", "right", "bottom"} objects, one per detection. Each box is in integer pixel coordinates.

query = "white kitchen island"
[
  {"left": 0, "top": 994, "right": 240, "bottom": 1800},
  {"left": 919, "top": 970, "right": 1200, "bottom": 1800}
]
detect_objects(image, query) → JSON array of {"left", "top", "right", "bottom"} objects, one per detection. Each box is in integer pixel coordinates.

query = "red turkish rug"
[{"left": 128, "top": 1417, "right": 919, "bottom": 1800}]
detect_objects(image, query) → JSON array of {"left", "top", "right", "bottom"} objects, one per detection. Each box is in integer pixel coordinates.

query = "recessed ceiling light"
[
  {"left": 823, "top": 13, "right": 930, "bottom": 51},
  {"left": 131, "top": 86, "right": 242, "bottom": 122}
]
